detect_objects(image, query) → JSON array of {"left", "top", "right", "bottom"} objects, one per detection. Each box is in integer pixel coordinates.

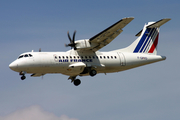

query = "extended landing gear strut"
[{"left": 19, "top": 71, "right": 26, "bottom": 80}]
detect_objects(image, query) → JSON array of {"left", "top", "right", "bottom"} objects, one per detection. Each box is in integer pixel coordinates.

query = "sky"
[{"left": 0, "top": 0, "right": 180, "bottom": 120}]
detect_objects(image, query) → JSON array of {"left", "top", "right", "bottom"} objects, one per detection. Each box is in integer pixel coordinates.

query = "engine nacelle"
[{"left": 75, "top": 39, "right": 98, "bottom": 50}]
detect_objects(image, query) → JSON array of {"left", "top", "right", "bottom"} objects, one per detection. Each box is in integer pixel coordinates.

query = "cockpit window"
[
  {"left": 18, "top": 55, "right": 24, "bottom": 59},
  {"left": 24, "top": 54, "right": 29, "bottom": 57},
  {"left": 18, "top": 54, "right": 33, "bottom": 59}
]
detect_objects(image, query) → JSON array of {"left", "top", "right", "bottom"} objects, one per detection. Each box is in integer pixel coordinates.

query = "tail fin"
[{"left": 119, "top": 18, "right": 171, "bottom": 55}]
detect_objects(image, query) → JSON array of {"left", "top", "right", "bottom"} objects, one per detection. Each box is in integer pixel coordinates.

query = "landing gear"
[
  {"left": 68, "top": 69, "right": 97, "bottom": 86},
  {"left": 89, "top": 69, "right": 97, "bottom": 77},
  {"left": 21, "top": 75, "right": 26, "bottom": 80},
  {"left": 74, "top": 79, "right": 81, "bottom": 86},
  {"left": 68, "top": 76, "right": 81, "bottom": 86},
  {"left": 19, "top": 71, "right": 26, "bottom": 80}
]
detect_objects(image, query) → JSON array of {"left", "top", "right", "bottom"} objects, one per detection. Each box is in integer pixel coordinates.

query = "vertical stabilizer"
[{"left": 117, "top": 18, "right": 171, "bottom": 55}]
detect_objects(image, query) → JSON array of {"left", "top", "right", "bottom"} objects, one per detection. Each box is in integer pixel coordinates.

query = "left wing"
[{"left": 89, "top": 17, "right": 134, "bottom": 51}]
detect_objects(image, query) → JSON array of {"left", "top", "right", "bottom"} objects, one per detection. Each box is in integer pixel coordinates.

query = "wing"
[{"left": 89, "top": 17, "right": 134, "bottom": 51}]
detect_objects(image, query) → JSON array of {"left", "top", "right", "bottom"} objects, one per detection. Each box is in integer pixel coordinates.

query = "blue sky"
[{"left": 0, "top": 0, "right": 180, "bottom": 120}]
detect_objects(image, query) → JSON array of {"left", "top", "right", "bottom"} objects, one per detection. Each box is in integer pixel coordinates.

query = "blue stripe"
[
  {"left": 142, "top": 28, "right": 158, "bottom": 52},
  {"left": 133, "top": 29, "right": 150, "bottom": 53},
  {"left": 139, "top": 28, "right": 155, "bottom": 52}
]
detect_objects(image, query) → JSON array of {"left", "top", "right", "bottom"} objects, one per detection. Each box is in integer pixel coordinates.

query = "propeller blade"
[
  {"left": 67, "top": 31, "right": 72, "bottom": 43},
  {"left": 72, "top": 30, "right": 76, "bottom": 43},
  {"left": 66, "top": 30, "right": 77, "bottom": 50}
]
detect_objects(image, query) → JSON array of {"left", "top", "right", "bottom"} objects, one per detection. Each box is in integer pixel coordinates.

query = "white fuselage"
[
  {"left": 9, "top": 49, "right": 166, "bottom": 77},
  {"left": 8, "top": 17, "right": 170, "bottom": 86}
]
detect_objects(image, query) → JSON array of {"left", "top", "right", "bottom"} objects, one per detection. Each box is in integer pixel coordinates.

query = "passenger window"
[
  {"left": 100, "top": 56, "right": 102, "bottom": 59},
  {"left": 66, "top": 56, "right": 68, "bottom": 59},
  {"left": 24, "top": 54, "right": 28, "bottom": 57},
  {"left": 63, "top": 56, "right": 65, "bottom": 59},
  {"left": 74, "top": 56, "right": 76, "bottom": 59},
  {"left": 96, "top": 56, "right": 98, "bottom": 59},
  {"left": 89, "top": 56, "right": 91, "bottom": 59},
  {"left": 114, "top": 56, "right": 117, "bottom": 59},
  {"left": 104, "top": 56, "right": 106, "bottom": 59},
  {"left": 70, "top": 56, "right": 72, "bottom": 59},
  {"left": 111, "top": 56, "right": 113, "bottom": 59},
  {"left": 77, "top": 56, "right": 80, "bottom": 59},
  {"left": 85, "top": 56, "right": 87, "bottom": 59},
  {"left": 107, "top": 56, "right": 109, "bottom": 59},
  {"left": 93, "top": 56, "right": 95, "bottom": 59},
  {"left": 29, "top": 54, "right": 32, "bottom": 57},
  {"left": 81, "top": 56, "right": 83, "bottom": 59},
  {"left": 59, "top": 56, "right": 61, "bottom": 59}
]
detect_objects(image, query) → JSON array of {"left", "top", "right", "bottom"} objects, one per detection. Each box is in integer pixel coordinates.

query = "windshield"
[{"left": 18, "top": 54, "right": 33, "bottom": 59}]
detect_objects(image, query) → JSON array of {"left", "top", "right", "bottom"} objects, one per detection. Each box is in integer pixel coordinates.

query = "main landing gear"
[
  {"left": 89, "top": 69, "right": 97, "bottom": 77},
  {"left": 68, "top": 76, "right": 81, "bottom": 86},
  {"left": 19, "top": 71, "right": 26, "bottom": 80},
  {"left": 69, "top": 69, "right": 97, "bottom": 86}
]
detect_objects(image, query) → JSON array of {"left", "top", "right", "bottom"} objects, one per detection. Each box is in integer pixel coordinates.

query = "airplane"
[{"left": 9, "top": 17, "right": 171, "bottom": 86}]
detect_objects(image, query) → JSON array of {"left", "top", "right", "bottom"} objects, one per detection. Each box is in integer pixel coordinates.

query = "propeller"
[{"left": 65, "top": 30, "right": 77, "bottom": 50}]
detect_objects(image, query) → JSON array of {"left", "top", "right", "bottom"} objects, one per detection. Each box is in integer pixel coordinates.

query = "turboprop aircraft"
[{"left": 9, "top": 17, "right": 171, "bottom": 86}]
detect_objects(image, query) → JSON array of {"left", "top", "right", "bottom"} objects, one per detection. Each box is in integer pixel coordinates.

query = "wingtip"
[
  {"left": 123, "top": 17, "right": 134, "bottom": 20},
  {"left": 164, "top": 18, "right": 171, "bottom": 21}
]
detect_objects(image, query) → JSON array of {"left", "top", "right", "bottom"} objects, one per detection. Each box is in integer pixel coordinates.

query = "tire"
[
  {"left": 89, "top": 70, "right": 97, "bottom": 77},
  {"left": 21, "top": 76, "right": 26, "bottom": 80},
  {"left": 74, "top": 79, "right": 81, "bottom": 86}
]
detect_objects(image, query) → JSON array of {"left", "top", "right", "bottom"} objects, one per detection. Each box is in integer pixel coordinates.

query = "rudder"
[{"left": 117, "top": 18, "right": 171, "bottom": 55}]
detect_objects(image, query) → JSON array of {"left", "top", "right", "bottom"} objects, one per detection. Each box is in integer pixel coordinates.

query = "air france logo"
[{"left": 59, "top": 59, "right": 93, "bottom": 63}]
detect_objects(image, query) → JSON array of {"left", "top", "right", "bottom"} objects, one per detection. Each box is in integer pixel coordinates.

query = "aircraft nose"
[{"left": 9, "top": 61, "right": 18, "bottom": 71}]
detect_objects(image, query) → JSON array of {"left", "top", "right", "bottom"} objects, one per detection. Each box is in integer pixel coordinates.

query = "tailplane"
[{"left": 118, "top": 18, "right": 171, "bottom": 55}]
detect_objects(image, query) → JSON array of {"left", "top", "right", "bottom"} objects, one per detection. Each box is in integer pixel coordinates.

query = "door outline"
[{"left": 118, "top": 52, "right": 126, "bottom": 66}]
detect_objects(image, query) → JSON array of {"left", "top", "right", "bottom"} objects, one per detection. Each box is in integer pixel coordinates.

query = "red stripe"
[{"left": 148, "top": 34, "right": 159, "bottom": 53}]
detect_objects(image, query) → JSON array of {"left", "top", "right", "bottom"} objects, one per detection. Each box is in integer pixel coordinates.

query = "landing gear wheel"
[
  {"left": 21, "top": 75, "right": 26, "bottom": 80},
  {"left": 74, "top": 79, "right": 81, "bottom": 86},
  {"left": 89, "top": 70, "right": 97, "bottom": 77}
]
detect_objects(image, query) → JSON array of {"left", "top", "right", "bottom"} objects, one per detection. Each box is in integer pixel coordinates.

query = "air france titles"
[{"left": 59, "top": 59, "right": 93, "bottom": 63}]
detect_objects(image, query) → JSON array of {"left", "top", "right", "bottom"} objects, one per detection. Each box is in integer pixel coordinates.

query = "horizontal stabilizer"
[
  {"left": 147, "top": 18, "right": 171, "bottom": 28},
  {"left": 136, "top": 18, "right": 171, "bottom": 36},
  {"left": 135, "top": 30, "right": 142, "bottom": 37}
]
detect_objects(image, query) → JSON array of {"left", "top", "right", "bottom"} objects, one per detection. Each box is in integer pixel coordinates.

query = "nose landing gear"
[{"left": 19, "top": 71, "right": 26, "bottom": 80}]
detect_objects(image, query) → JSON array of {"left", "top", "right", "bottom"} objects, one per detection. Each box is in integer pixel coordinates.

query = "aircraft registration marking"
[{"left": 137, "top": 56, "right": 148, "bottom": 60}]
